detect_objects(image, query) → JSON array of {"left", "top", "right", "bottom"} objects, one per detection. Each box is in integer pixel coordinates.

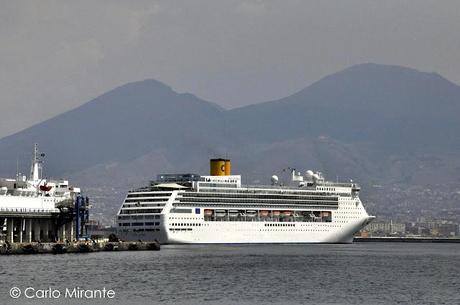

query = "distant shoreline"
[{"left": 354, "top": 237, "right": 460, "bottom": 243}]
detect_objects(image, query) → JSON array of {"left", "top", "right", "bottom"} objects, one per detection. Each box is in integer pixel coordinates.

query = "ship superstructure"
[
  {"left": 0, "top": 144, "right": 83, "bottom": 242},
  {"left": 0, "top": 144, "right": 80, "bottom": 211},
  {"left": 116, "top": 159, "right": 375, "bottom": 244}
]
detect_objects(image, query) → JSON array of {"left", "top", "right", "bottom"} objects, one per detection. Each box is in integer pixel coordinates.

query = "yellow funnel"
[{"left": 210, "top": 159, "right": 230, "bottom": 176}]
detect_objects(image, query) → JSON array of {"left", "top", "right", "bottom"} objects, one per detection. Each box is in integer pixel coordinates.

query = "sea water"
[{"left": 1, "top": 243, "right": 459, "bottom": 305}]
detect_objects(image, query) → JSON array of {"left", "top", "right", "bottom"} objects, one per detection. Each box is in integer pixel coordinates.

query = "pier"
[
  {"left": 0, "top": 241, "right": 160, "bottom": 255},
  {"left": 0, "top": 144, "right": 91, "bottom": 246},
  {"left": 354, "top": 236, "right": 460, "bottom": 243},
  {"left": 0, "top": 196, "right": 89, "bottom": 244}
]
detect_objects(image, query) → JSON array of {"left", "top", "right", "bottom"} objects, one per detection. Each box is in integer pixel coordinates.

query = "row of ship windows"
[
  {"left": 124, "top": 198, "right": 168, "bottom": 203},
  {"left": 198, "top": 183, "right": 238, "bottom": 188},
  {"left": 170, "top": 223, "right": 202, "bottom": 227},
  {"left": 151, "top": 221, "right": 340, "bottom": 227},
  {"left": 167, "top": 228, "right": 333, "bottom": 233},
  {"left": 336, "top": 212, "right": 361, "bottom": 215},
  {"left": 198, "top": 188, "right": 344, "bottom": 197},
  {"left": 337, "top": 210, "right": 360, "bottom": 213},
  {"left": 127, "top": 193, "right": 172, "bottom": 198},
  {"left": 122, "top": 203, "right": 165, "bottom": 208},
  {"left": 118, "top": 215, "right": 161, "bottom": 219},
  {"left": 124, "top": 228, "right": 161, "bottom": 232},
  {"left": 335, "top": 214, "right": 358, "bottom": 219},
  {"left": 174, "top": 203, "right": 337, "bottom": 209},
  {"left": 119, "top": 222, "right": 160, "bottom": 226},
  {"left": 341, "top": 202, "right": 358, "bottom": 210},
  {"left": 182, "top": 193, "right": 339, "bottom": 201},
  {"left": 119, "top": 209, "right": 162, "bottom": 214},
  {"left": 123, "top": 198, "right": 348, "bottom": 209},
  {"left": 178, "top": 198, "right": 338, "bottom": 205},
  {"left": 260, "top": 229, "right": 330, "bottom": 232},
  {"left": 317, "top": 187, "right": 336, "bottom": 191},
  {"left": 168, "top": 208, "right": 337, "bottom": 218},
  {"left": 265, "top": 223, "right": 295, "bottom": 227}
]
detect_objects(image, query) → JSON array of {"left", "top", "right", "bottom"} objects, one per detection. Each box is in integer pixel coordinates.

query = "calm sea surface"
[{"left": 1, "top": 243, "right": 459, "bottom": 305}]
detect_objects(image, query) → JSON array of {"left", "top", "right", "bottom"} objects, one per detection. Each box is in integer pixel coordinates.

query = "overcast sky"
[{"left": 1, "top": 0, "right": 459, "bottom": 138}]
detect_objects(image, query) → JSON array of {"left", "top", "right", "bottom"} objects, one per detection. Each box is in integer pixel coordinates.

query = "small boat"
[
  {"left": 204, "top": 209, "right": 213, "bottom": 216},
  {"left": 215, "top": 210, "right": 227, "bottom": 217},
  {"left": 229, "top": 210, "right": 238, "bottom": 217},
  {"left": 282, "top": 211, "right": 292, "bottom": 216},
  {"left": 259, "top": 210, "right": 269, "bottom": 217},
  {"left": 40, "top": 183, "right": 52, "bottom": 192},
  {"left": 272, "top": 211, "right": 280, "bottom": 216}
]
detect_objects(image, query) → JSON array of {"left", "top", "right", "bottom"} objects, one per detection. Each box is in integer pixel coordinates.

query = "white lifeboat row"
[{"left": 203, "top": 209, "right": 330, "bottom": 218}]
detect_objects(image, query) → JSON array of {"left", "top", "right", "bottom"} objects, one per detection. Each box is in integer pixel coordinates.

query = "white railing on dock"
[{"left": 0, "top": 207, "right": 60, "bottom": 214}]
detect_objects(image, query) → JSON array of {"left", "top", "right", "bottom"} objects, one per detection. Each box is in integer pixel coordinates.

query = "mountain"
[
  {"left": 224, "top": 63, "right": 460, "bottom": 183},
  {"left": 0, "top": 79, "right": 225, "bottom": 177},
  {"left": 1, "top": 63, "right": 459, "bottom": 223},
  {"left": 226, "top": 63, "right": 460, "bottom": 151}
]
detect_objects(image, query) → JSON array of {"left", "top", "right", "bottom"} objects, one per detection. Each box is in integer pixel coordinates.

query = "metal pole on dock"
[{"left": 75, "top": 196, "right": 81, "bottom": 240}]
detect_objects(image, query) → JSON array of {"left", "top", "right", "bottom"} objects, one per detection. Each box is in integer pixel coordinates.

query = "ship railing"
[
  {"left": 243, "top": 182, "right": 353, "bottom": 190},
  {"left": 316, "top": 182, "right": 354, "bottom": 187},
  {"left": 0, "top": 207, "right": 60, "bottom": 214}
]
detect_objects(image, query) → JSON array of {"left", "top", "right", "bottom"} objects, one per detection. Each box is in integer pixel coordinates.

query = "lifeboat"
[
  {"left": 246, "top": 210, "right": 257, "bottom": 217},
  {"left": 40, "top": 184, "right": 52, "bottom": 192},
  {"left": 215, "top": 210, "right": 226, "bottom": 217},
  {"left": 204, "top": 209, "right": 213, "bottom": 216},
  {"left": 259, "top": 210, "right": 269, "bottom": 217},
  {"left": 229, "top": 210, "right": 238, "bottom": 217},
  {"left": 282, "top": 211, "right": 292, "bottom": 217},
  {"left": 322, "top": 211, "right": 330, "bottom": 217},
  {"left": 272, "top": 211, "right": 280, "bottom": 216}
]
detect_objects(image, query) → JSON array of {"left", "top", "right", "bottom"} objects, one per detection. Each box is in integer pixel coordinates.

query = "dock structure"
[
  {"left": 0, "top": 196, "right": 89, "bottom": 243},
  {"left": 0, "top": 240, "right": 160, "bottom": 255},
  {"left": 1, "top": 208, "right": 64, "bottom": 243},
  {"left": 354, "top": 236, "right": 460, "bottom": 243},
  {"left": 0, "top": 144, "right": 90, "bottom": 244}
]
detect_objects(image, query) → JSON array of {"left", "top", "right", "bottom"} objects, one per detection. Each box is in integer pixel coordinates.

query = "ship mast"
[{"left": 30, "top": 143, "right": 42, "bottom": 182}]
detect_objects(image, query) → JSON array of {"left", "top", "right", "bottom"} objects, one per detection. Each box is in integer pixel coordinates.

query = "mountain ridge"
[{"left": 1, "top": 63, "right": 459, "bottom": 223}]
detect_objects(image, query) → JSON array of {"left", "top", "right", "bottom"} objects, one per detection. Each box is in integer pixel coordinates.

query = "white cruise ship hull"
[{"left": 118, "top": 215, "right": 374, "bottom": 244}]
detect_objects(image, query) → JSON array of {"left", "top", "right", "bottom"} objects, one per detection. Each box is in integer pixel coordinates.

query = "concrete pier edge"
[
  {"left": 0, "top": 240, "right": 160, "bottom": 255},
  {"left": 354, "top": 237, "right": 460, "bottom": 243}
]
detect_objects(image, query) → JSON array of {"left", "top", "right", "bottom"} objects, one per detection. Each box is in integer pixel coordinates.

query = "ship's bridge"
[
  {"left": 200, "top": 175, "right": 241, "bottom": 184},
  {"left": 196, "top": 175, "right": 241, "bottom": 191},
  {"left": 156, "top": 173, "right": 201, "bottom": 183}
]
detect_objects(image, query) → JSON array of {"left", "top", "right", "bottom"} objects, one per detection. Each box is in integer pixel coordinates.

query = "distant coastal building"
[
  {"left": 405, "top": 221, "right": 459, "bottom": 237},
  {"left": 362, "top": 220, "right": 459, "bottom": 238},
  {"left": 364, "top": 221, "right": 406, "bottom": 236}
]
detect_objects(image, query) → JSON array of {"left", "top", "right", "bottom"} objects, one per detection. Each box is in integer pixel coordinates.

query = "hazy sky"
[{"left": 1, "top": 0, "right": 459, "bottom": 138}]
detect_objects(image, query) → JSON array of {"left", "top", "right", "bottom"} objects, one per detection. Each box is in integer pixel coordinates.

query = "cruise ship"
[{"left": 116, "top": 159, "right": 375, "bottom": 244}]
